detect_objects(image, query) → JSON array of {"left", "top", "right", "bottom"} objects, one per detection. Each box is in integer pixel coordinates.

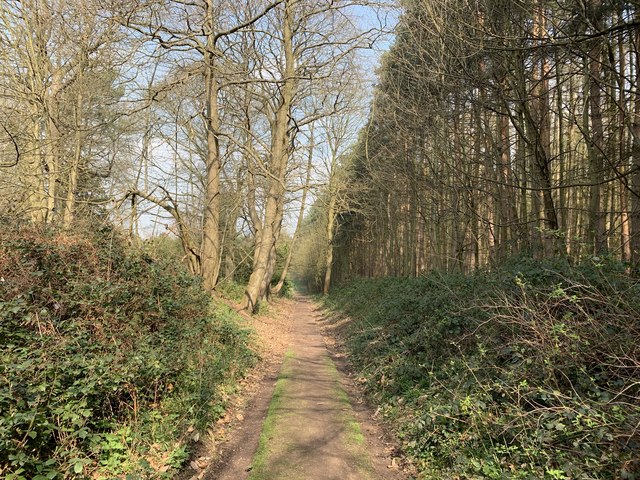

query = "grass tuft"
[{"left": 249, "top": 351, "right": 294, "bottom": 480}]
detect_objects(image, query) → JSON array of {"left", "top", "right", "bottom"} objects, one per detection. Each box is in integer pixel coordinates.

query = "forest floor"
[{"left": 183, "top": 295, "right": 409, "bottom": 480}]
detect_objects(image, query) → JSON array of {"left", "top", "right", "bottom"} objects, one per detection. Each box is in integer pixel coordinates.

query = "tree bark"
[
  {"left": 531, "top": 4, "right": 561, "bottom": 256},
  {"left": 201, "top": 0, "right": 222, "bottom": 291},
  {"left": 323, "top": 194, "right": 337, "bottom": 295},
  {"left": 44, "top": 70, "right": 62, "bottom": 224},
  {"left": 272, "top": 126, "right": 315, "bottom": 295},
  {"left": 586, "top": 6, "right": 607, "bottom": 255},
  {"left": 63, "top": 88, "right": 83, "bottom": 229},
  {"left": 631, "top": 23, "right": 640, "bottom": 267},
  {"left": 244, "top": 0, "right": 295, "bottom": 312}
]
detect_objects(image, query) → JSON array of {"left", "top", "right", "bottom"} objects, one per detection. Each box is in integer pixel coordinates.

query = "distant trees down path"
[
  {"left": 13, "top": 0, "right": 638, "bottom": 303},
  {"left": 301, "top": 0, "right": 640, "bottom": 289}
]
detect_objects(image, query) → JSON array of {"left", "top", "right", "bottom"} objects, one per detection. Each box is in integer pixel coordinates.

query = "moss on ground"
[
  {"left": 249, "top": 351, "right": 295, "bottom": 480},
  {"left": 249, "top": 350, "right": 375, "bottom": 480}
]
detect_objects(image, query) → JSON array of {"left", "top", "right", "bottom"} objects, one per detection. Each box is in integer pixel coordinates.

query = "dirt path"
[{"left": 193, "top": 296, "right": 407, "bottom": 480}]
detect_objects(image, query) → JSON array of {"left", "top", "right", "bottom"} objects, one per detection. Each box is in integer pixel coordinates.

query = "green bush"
[
  {"left": 216, "top": 280, "right": 248, "bottom": 304},
  {"left": 322, "top": 261, "right": 640, "bottom": 479},
  {"left": 0, "top": 225, "right": 256, "bottom": 479},
  {"left": 274, "top": 278, "right": 294, "bottom": 298}
]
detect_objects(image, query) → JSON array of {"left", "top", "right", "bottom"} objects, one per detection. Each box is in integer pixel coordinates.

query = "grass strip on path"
[{"left": 249, "top": 335, "right": 376, "bottom": 480}]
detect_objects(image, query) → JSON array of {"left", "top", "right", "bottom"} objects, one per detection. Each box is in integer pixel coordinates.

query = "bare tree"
[{"left": 0, "top": 0, "right": 133, "bottom": 226}]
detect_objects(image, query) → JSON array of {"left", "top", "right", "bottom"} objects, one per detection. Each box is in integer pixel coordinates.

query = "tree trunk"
[
  {"left": 63, "top": 89, "right": 83, "bottom": 229},
  {"left": 323, "top": 195, "right": 337, "bottom": 295},
  {"left": 531, "top": 4, "right": 561, "bottom": 256},
  {"left": 586, "top": 16, "right": 607, "bottom": 255},
  {"left": 631, "top": 24, "right": 640, "bottom": 267},
  {"left": 244, "top": 0, "right": 295, "bottom": 311},
  {"left": 44, "top": 72, "right": 62, "bottom": 224},
  {"left": 27, "top": 117, "right": 47, "bottom": 224},
  {"left": 272, "top": 127, "right": 315, "bottom": 295},
  {"left": 201, "top": 0, "right": 222, "bottom": 291},
  {"left": 619, "top": 25, "right": 632, "bottom": 263}
]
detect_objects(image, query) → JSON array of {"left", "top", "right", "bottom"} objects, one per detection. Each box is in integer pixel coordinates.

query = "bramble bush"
[
  {"left": 0, "top": 223, "right": 255, "bottom": 479},
  {"left": 322, "top": 259, "right": 640, "bottom": 479}
]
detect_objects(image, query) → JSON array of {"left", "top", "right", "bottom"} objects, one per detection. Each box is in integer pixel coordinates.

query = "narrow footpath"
[
  {"left": 202, "top": 297, "right": 407, "bottom": 480},
  {"left": 248, "top": 297, "right": 375, "bottom": 480}
]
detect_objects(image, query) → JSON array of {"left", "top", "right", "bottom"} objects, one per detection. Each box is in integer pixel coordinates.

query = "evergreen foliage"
[
  {"left": 323, "top": 260, "right": 640, "bottom": 479},
  {"left": 0, "top": 223, "right": 255, "bottom": 479}
]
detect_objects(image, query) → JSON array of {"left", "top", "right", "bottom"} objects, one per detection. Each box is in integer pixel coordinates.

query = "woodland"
[{"left": 1, "top": 0, "right": 640, "bottom": 478}]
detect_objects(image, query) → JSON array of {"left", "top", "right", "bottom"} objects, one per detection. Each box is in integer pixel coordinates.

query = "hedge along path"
[{"left": 247, "top": 297, "right": 383, "bottom": 480}]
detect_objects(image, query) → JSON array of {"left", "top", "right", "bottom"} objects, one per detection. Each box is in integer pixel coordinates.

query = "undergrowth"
[
  {"left": 0, "top": 224, "right": 256, "bottom": 479},
  {"left": 322, "top": 258, "right": 640, "bottom": 479}
]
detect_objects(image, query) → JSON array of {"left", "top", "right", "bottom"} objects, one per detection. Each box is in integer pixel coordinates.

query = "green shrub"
[
  {"left": 215, "top": 280, "right": 248, "bottom": 304},
  {"left": 275, "top": 278, "right": 294, "bottom": 298},
  {"left": 323, "top": 261, "right": 640, "bottom": 479},
  {"left": 0, "top": 225, "right": 256, "bottom": 479}
]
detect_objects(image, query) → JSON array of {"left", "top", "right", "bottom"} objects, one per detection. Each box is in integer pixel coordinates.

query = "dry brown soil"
[{"left": 182, "top": 296, "right": 410, "bottom": 480}]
